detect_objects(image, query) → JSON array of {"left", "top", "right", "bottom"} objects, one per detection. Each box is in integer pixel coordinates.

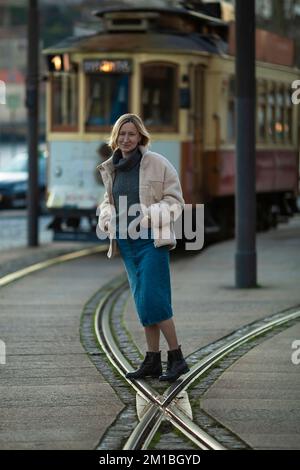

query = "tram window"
[
  {"left": 285, "top": 86, "right": 293, "bottom": 144},
  {"left": 141, "top": 63, "right": 177, "bottom": 131},
  {"left": 275, "top": 86, "right": 284, "bottom": 142},
  {"left": 257, "top": 80, "right": 267, "bottom": 142},
  {"left": 85, "top": 74, "right": 129, "bottom": 129},
  {"left": 267, "top": 83, "right": 276, "bottom": 142},
  {"left": 227, "top": 76, "right": 235, "bottom": 142},
  {"left": 51, "top": 72, "right": 78, "bottom": 131}
]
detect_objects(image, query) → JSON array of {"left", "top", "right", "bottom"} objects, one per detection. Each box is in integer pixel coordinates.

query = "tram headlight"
[
  {"left": 47, "top": 54, "right": 71, "bottom": 72},
  {"left": 55, "top": 166, "right": 62, "bottom": 177},
  {"left": 51, "top": 55, "right": 62, "bottom": 71}
]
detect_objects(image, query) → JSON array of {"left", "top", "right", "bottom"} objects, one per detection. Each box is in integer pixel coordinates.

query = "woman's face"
[{"left": 117, "top": 122, "right": 141, "bottom": 156}]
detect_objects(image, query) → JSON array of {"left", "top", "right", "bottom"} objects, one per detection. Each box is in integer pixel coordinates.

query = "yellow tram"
[{"left": 43, "top": 4, "right": 300, "bottom": 241}]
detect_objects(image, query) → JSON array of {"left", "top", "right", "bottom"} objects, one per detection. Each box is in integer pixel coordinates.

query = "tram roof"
[
  {"left": 43, "top": 31, "right": 227, "bottom": 56},
  {"left": 93, "top": 5, "right": 228, "bottom": 27}
]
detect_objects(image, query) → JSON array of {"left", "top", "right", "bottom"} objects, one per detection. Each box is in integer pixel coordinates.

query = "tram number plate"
[{"left": 83, "top": 59, "right": 132, "bottom": 74}]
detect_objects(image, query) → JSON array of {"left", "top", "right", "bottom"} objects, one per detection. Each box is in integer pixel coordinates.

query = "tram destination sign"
[{"left": 83, "top": 59, "right": 132, "bottom": 74}]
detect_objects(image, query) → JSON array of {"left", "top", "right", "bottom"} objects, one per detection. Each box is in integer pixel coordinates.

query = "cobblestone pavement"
[
  {"left": 0, "top": 252, "right": 125, "bottom": 450},
  {"left": 0, "top": 210, "right": 52, "bottom": 250}
]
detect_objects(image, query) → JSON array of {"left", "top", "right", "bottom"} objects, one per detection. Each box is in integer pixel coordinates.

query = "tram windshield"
[
  {"left": 49, "top": 59, "right": 178, "bottom": 132},
  {"left": 85, "top": 74, "right": 129, "bottom": 127},
  {"left": 51, "top": 72, "right": 78, "bottom": 131}
]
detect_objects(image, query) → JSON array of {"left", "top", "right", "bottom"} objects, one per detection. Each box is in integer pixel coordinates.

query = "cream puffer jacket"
[{"left": 97, "top": 145, "right": 185, "bottom": 258}]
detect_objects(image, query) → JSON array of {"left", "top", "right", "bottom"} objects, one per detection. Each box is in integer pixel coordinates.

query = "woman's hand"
[{"left": 140, "top": 208, "right": 151, "bottom": 228}]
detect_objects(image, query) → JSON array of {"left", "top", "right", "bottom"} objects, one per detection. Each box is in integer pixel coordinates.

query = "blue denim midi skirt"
[{"left": 116, "top": 227, "right": 173, "bottom": 327}]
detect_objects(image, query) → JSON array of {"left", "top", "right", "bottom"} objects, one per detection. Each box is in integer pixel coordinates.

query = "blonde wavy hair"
[{"left": 108, "top": 113, "right": 151, "bottom": 150}]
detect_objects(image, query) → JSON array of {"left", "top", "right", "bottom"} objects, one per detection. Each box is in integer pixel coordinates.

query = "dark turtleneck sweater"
[{"left": 112, "top": 146, "right": 143, "bottom": 232}]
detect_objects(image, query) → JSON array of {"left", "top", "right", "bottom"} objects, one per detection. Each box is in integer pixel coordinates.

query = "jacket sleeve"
[
  {"left": 98, "top": 190, "right": 111, "bottom": 232},
  {"left": 141, "top": 163, "right": 185, "bottom": 228},
  {"left": 161, "top": 163, "right": 185, "bottom": 216}
]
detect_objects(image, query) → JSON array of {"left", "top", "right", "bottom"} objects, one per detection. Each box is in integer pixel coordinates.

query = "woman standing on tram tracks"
[{"left": 97, "top": 113, "right": 189, "bottom": 382}]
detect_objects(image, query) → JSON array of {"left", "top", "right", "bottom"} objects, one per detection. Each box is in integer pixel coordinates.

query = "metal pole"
[
  {"left": 26, "top": 0, "right": 39, "bottom": 246},
  {"left": 235, "top": 0, "right": 257, "bottom": 287}
]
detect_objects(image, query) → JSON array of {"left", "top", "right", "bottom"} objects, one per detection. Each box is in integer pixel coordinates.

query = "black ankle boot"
[
  {"left": 126, "top": 351, "right": 162, "bottom": 379},
  {"left": 159, "top": 345, "right": 189, "bottom": 382}
]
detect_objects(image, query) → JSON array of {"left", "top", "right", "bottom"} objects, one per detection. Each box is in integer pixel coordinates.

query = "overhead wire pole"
[
  {"left": 26, "top": 0, "right": 39, "bottom": 247},
  {"left": 235, "top": 0, "right": 257, "bottom": 287}
]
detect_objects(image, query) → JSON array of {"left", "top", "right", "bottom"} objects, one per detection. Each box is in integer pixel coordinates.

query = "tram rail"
[
  {"left": 0, "top": 245, "right": 108, "bottom": 288},
  {"left": 94, "top": 279, "right": 300, "bottom": 450},
  {"left": 1, "top": 247, "right": 299, "bottom": 450}
]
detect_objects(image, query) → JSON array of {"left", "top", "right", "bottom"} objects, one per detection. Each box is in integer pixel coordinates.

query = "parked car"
[{"left": 0, "top": 149, "right": 47, "bottom": 210}]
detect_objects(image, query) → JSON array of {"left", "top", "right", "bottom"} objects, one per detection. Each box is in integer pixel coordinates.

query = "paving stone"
[{"left": 0, "top": 253, "right": 125, "bottom": 450}]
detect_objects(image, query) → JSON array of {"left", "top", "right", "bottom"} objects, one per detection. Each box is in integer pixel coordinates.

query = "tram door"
[{"left": 191, "top": 64, "right": 205, "bottom": 204}]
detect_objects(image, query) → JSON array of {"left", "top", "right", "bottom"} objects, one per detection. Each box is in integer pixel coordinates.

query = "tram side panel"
[
  {"left": 47, "top": 140, "right": 107, "bottom": 238},
  {"left": 201, "top": 59, "right": 300, "bottom": 236}
]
